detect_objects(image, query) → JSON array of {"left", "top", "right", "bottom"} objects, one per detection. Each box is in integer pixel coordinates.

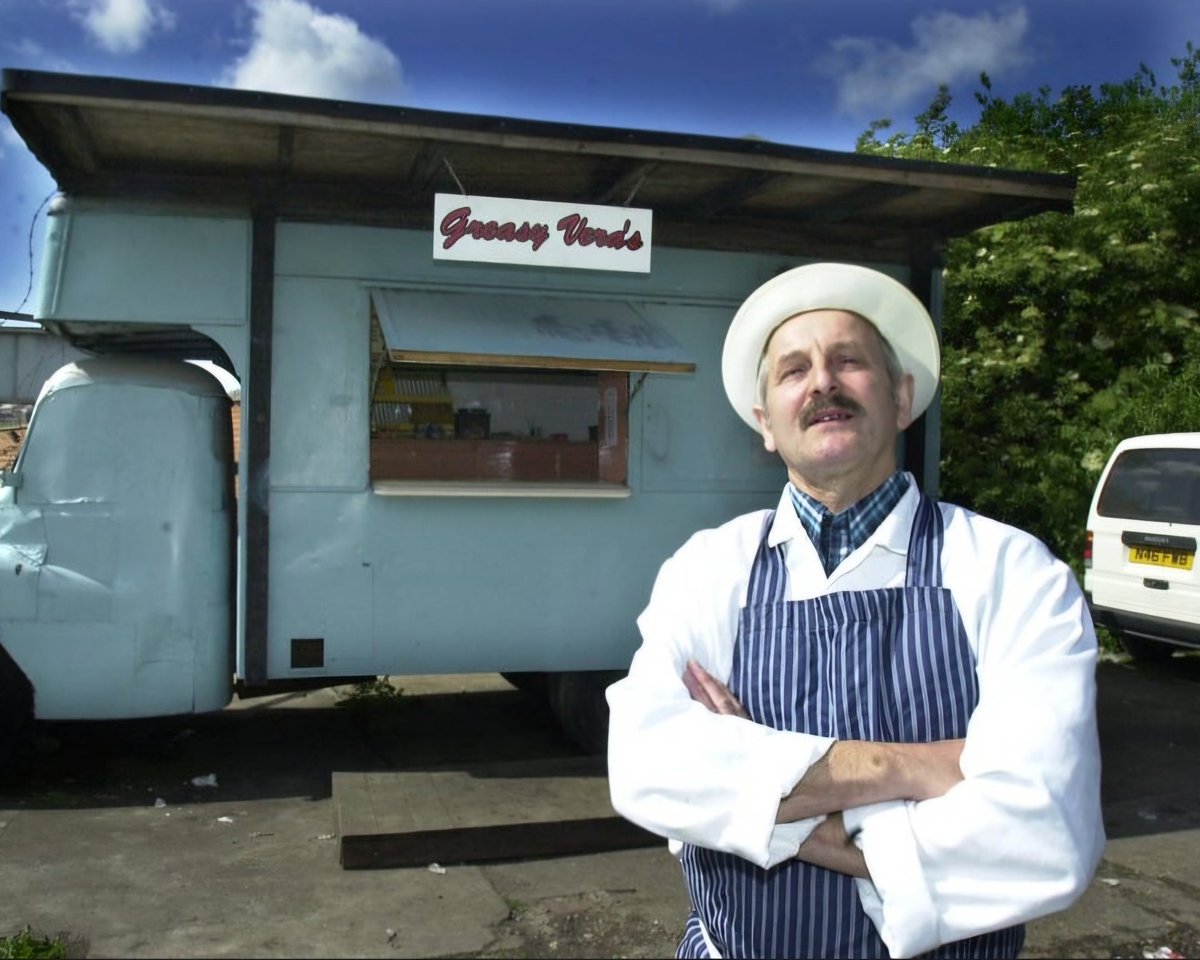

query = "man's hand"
[
  {"left": 899, "top": 738, "right": 967, "bottom": 800},
  {"left": 682, "top": 659, "right": 750, "bottom": 719},
  {"left": 795, "top": 812, "right": 869, "bottom": 878}
]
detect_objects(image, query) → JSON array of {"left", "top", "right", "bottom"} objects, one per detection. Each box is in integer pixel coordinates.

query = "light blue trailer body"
[{"left": 7, "top": 198, "right": 884, "bottom": 721}]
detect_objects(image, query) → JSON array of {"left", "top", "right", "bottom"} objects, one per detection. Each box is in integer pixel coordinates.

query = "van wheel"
[
  {"left": 0, "top": 645, "right": 35, "bottom": 770},
  {"left": 545, "top": 670, "right": 625, "bottom": 756},
  {"left": 1119, "top": 634, "right": 1175, "bottom": 663}
]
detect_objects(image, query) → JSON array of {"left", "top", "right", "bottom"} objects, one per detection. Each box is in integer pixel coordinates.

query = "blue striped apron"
[{"left": 677, "top": 495, "right": 1024, "bottom": 959}]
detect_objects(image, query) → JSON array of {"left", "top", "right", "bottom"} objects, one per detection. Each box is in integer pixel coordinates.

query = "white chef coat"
[{"left": 606, "top": 476, "right": 1106, "bottom": 958}]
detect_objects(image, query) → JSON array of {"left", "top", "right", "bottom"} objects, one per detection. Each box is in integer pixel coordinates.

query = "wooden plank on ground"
[
  {"left": 340, "top": 815, "right": 661, "bottom": 870},
  {"left": 332, "top": 756, "right": 663, "bottom": 870}
]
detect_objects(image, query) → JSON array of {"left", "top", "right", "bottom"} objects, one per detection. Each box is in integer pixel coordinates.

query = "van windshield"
[{"left": 1097, "top": 447, "right": 1200, "bottom": 524}]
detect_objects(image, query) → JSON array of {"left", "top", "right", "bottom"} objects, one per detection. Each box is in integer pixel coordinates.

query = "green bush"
[{"left": 859, "top": 44, "right": 1200, "bottom": 573}]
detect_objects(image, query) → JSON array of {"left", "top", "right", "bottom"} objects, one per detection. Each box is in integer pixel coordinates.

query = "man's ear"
[
  {"left": 895, "top": 373, "right": 916, "bottom": 431},
  {"left": 753, "top": 406, "right": 777, "bottom": 453}
]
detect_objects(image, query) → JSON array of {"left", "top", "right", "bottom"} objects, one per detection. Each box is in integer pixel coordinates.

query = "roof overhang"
[{"left": 1, "top": 68, "right": 1076, "bottom": 264}]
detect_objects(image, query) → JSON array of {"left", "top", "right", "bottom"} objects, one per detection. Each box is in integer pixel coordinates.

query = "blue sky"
[{"left": 1, "top": 0, "right": 1196, "bottom": 320}]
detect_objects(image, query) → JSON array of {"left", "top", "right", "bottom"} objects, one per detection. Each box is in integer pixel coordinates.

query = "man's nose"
[{"left": 809, "top": 357, "right": 839, "bottom": 394}]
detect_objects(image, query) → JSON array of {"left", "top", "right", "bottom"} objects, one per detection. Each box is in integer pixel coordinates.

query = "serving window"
[{"left": 367, "top": 288, "right": 691, "bottom": 494}]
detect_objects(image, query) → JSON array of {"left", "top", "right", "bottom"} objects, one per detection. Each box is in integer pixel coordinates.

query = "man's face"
[{"left": 753, "top": 309, "right": 914, "bottom": 501}]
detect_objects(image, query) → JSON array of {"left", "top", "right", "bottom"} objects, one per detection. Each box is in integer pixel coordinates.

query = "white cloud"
[
  {"left": 70, "top": 0, "right": 176, "bottom": 55},
  {"left": 818, "top": 6, "right": 1031, "bottom": 114},
  {"left": 221, "top": 0, "right": 403, "bottom": 103}
]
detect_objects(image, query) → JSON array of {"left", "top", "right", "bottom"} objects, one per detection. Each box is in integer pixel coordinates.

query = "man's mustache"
[{"left": 802, "top": 395, "right": 863, "bottom": 427}]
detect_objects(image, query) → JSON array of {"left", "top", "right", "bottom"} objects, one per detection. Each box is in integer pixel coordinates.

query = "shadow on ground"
[
  {"left": 1096, "top": 652, "right": 1200, "bottom": 840},
  {"left": 3, "top": 656, "right": 1200, "bottom": 841},
  {"left": 0, "top": 679, "right": 582, "bottom": 811}
]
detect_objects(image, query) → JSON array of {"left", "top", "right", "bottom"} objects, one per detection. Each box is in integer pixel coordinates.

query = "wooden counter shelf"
[{"left": 370, "top": 436, "right": 604, "bottom": 484}]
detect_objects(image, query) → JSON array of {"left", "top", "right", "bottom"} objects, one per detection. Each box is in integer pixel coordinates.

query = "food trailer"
[{"left": 0, "top": 69, "right": 1075, "bottom": 756}]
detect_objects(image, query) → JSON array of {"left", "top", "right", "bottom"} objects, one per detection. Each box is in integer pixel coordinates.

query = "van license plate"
[{"left": 1130, "top": 546, "right": 1195, "bottom": 570}]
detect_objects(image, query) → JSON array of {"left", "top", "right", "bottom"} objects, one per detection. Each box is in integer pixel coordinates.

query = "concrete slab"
[
  {"left": 477, "top": 847, "right": 691, "bottom": 958},
  {"left": 0, "top": 793, "right": 510, "bottom": 959}
]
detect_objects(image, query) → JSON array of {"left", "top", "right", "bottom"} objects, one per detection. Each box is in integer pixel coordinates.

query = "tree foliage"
[{"left": 857, "top": 44, "right": 1200, "bottom": 570}]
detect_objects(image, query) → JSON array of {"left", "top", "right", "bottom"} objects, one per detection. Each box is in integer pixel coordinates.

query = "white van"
[{"left": 1085, "top": 433, "right": 1200, "bottom": 660}]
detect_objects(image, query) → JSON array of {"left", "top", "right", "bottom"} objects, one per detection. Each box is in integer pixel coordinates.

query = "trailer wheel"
[
  {"left": 500, "top": 671, "right": 548, "bottom": 698},
  {"left": 0, "top": 644, "right": 35, "bottom": 770},
  {"left": 546, "top": 670, "right": 624, "bottom": 756}
]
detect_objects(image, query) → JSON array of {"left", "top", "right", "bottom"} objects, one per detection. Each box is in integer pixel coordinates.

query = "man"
[{"left": 606, "top": 263, "right": 1105, "bottom": 959}]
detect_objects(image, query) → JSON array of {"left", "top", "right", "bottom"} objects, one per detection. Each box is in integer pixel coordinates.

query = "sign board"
[{"left": 432, "top": 194, "right": 652, "bottom": 273}]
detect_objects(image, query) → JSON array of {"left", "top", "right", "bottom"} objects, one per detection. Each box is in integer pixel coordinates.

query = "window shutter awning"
[{"left": 369, "top": 288, "right": 696, "bottom": 374}]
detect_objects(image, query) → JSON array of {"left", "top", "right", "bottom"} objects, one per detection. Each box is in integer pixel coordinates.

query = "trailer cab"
[{"left": 0, "top": 357, "right": 234, "bottom": 718}]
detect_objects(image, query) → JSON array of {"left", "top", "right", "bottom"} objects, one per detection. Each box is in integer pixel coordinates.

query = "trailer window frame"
[{"left": 366, "top": 287, "right": 691, "bottom": 497}]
